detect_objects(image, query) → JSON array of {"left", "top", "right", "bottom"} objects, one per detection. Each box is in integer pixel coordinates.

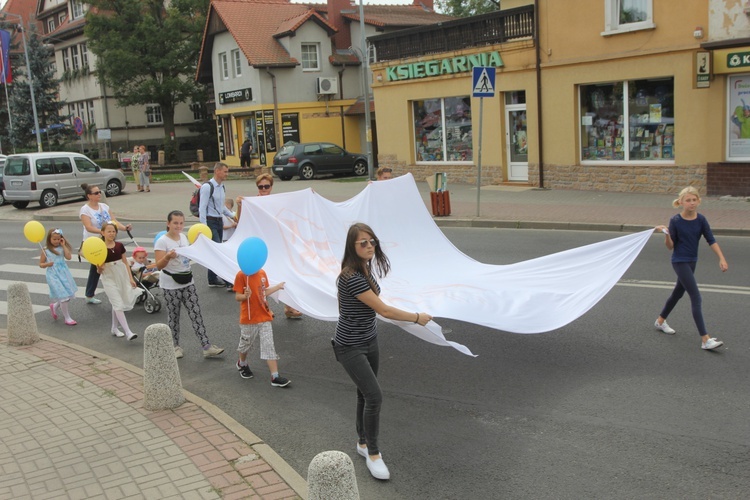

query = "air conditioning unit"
[{"left": 316, "top": 77, "right": 338, "bottom": 95}]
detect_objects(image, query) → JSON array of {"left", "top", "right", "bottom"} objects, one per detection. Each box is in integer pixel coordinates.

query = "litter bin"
[{"left": 429, "top": 172, "right": 451, "bottom": 216}]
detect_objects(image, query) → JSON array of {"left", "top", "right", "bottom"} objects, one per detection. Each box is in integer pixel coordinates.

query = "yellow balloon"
[
  {"left": 81, "top": 237, "right": 107, "bottom": 266},
  {"left": 187, "top": 223, "right": 212, "bottom": 244},
  {"left": 23, "top": 221, "right": 46, "bottom": 244}
]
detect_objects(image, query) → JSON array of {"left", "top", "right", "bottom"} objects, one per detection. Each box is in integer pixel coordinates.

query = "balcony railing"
[{"left": 369, "top": 5, "right": 535, "bottom": 63}]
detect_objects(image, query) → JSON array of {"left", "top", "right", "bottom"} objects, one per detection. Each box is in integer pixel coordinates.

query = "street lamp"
[
  {"left": 1, "top": 12, "right": 43, "bottom": 152},
  {"left": 357, "top": 0, "right": 374, "bottom": 179}
]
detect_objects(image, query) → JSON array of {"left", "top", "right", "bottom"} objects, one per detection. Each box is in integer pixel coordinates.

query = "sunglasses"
[
  {"left": 257, "top": 184, "right": 271, "bottom": 190},
  {"left": 90, "top": 191, "right": 102, "bottom": 195},
  {"left": 356, "top": 239, "right": 378, "bottom": 248}
]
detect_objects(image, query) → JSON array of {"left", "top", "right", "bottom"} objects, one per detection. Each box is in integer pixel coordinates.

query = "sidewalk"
[
  {"left": 6, "top": 176, "right": 749, "bottom": 235},
  {"left": 0, "top": 331, "right": 306, "bottom": 500}
]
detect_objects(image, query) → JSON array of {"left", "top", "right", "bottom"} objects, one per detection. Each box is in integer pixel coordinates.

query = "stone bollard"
[
  {"left": 143, "top": 323, "right": 185, "bottom": 411},
  {"left": 7, "top": 282, "right": 39, "bottom": 346},
  {"left": 197, "top": 149, "right": 203, "bottom": 162},
  {"left": 308, "top": 451, "right": 359, "bottom": 500},
  {"left": 198, "top": 164, "right": 209, "bottom": 182}
]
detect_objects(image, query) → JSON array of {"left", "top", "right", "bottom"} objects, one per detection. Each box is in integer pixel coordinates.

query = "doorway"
[{"left": 505, "top": 92, "right": 528, "bottom": 181}]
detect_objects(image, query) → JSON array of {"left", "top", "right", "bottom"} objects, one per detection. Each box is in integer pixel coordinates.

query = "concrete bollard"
[
  {"left": 143, "top": 323, "right": 185, "bottom": 411},
  {"left": 7, "top": 282, "right": 39, "bottom": 346},
  {"left": 308, "top": 451, "right": 359, "bottom": 500}
]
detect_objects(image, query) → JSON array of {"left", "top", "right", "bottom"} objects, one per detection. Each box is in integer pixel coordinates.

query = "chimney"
[
  {"left": 415, "top": 0, "right": 434, "bottom": 10},
  {"left": 327, "top": 0, "right": 352, "bottom": 50}
]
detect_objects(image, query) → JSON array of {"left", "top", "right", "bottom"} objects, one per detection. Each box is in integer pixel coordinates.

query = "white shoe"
[
  {"left": 654, "top": 320, "right": 675, "bottom": 335},
  {"left": 175, "top": 346, "right": 184, "bottom": 359},
  {"left": 366, "top": 453, "right": 390, "bottom": 480},
  {"left": 126, "top": 332, "right": 138, "bottom": 341},
  {"left": 111, "top": 329, "right": 125, "bottom": 338},
  {"left": 356, "top": 444, "right": 368, "bottom": 458},
  {"left": 701, "top": 338, "right": 724, "bottom": 350}
]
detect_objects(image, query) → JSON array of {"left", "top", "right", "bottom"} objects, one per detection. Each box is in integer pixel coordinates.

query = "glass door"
[{"left": 506, "top": 106, "right": 528, "bottom": 181}]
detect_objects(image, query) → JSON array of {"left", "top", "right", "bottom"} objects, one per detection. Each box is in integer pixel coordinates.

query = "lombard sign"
[
  {"left": 386, "top": 50, "right": 503, "bottom": 82},
  {"left": 219, "top": 88, "right": 252, "bottom": 105},
  {"left": 727, "top": 52, "right": 750, "bottom": 69}
]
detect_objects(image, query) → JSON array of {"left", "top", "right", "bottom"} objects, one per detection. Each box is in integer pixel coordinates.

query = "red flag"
[{"left": 0, "top": 29, "right": 12, "bottom": 84}]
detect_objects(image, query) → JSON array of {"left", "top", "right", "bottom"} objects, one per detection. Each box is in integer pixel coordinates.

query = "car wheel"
[
  {"left": 12, "top": 201, "right": 29, "bottom": 209},
  {"left": 279, "top": 175, "right": 292, "bottom": 181},
  {"left": 299, "top": 164, "right": 315, "bottom": 180},
  {"left": 40, "top": 189, "right": 58, "bottom": 208},
  {"left": 106, "top": 179, "right": 122, "bottom": 197},
  {"left": 0, "top": 192, "right": 4, "bottom": 205},
  {"left": 353, "top": 160, "right": 368, "bottom": 176}
]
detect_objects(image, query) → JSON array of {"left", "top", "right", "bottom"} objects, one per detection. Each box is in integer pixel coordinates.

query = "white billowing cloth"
[{"left": 177, "top": 174, "right": 652, "bottom": 356}]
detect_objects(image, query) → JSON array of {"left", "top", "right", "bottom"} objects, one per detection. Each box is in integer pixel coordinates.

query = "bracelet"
[{"left": 414, "top": 312, "right": 419, "bottom": 324}]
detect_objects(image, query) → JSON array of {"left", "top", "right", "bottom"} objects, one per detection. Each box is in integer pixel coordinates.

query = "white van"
[{"left": 1, "top": 152, "right": 127, "bottom": 209}]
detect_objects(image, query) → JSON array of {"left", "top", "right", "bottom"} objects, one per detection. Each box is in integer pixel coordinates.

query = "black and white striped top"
[{"left": 335, "top": 270, "right": 380, "bottom": 346}]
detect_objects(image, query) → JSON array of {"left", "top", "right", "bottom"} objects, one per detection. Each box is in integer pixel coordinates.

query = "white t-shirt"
[
  {"left": 80, "top": 203, "right": 112, "bottom": 240},
  {"left": 154, "top": 233, "right": 193, "bottom": 290}
]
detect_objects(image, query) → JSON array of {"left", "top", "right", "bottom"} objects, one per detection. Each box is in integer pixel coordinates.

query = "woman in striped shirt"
[{"left": 333, "top": 222, "right": 432, "bottom": 480}]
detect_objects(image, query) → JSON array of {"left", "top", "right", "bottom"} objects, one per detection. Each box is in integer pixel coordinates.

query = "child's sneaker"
[
  {"left": 202, "top": 345, "right": 224, "bottom": 358},
  {"left": 654, "top": 319, "right": 675, "bottom": 334},
  {"left": 236, "top": 361, "right": 254, "bottom": 379},
  {"left": 271, "top": 376, "right": 291, "bottom": 388},
  {"left": 701, "top": 338, "right": 724, "bottom": 350}
]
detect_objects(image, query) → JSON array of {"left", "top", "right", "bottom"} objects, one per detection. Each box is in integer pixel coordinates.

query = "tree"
[
  {"left": 436, "top": 0, "right": 500, "bottom": 18},
  {"left": 85, "top": 0, "right": 209, "bottom": 162},
  {"left": 1, "top": 23, "right": 70, "bottom": 151}
]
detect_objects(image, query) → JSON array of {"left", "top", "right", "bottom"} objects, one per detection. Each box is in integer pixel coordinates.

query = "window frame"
[
  {"left": 231, "top": 49, "right": 242, "bottom": 77},
  {"left": 146, "top": 105, "right": 163, "bottom": 124},
  {"left": 602, "top": 0, "right": 655, "bottom": 36},
  {"left": 61, "top": 48, "right": 70, "bottom": 72},
  {"left": 71, "top": 45, "right": 80, "bottom": 70},
  {"left": 46, "top": 18, "right": 55, "bottom": 34},
  {"left": 71, "top": 0, "right": 85, "bottom": 20},
  {"left": 413, "top": 96, "right": 474, "bottom": 164},
  {"left": 301, "top": 43, "right": 320, "bottom": 71},
  {"left": 80, "top": 43, "right": 88, "bottom": 68},
  {"left": 219, "top": 52, "right": 229, "bottom": 80}
]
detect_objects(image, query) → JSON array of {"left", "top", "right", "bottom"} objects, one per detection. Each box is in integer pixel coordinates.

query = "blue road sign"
[
  {"left": 472, "top": 67, "right": 496, "bottom": 98},
  {"left": 73, "top": 116, "right": 84, "bottom": 136}
]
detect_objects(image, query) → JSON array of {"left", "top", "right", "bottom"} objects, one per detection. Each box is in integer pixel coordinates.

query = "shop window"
[
  {"left": 603, "top": 0, "right": 654, "bottom": 35},
  {"left": 222, "top": 116, "right": 235, "bottom": 156},
  {"left": 580, "top": 78, "right": 674, "bottom": 162},
  {"left": 413, "top": 96, "right": 473, "bottom": 163},
  {"left": 301, "top": 43, "right": 320, "bottom": 71},
  {"left": 727, "top": 75, "right": 750, "bottom": 160}
]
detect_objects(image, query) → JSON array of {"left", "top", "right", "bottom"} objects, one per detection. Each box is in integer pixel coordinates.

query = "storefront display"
[
  {"left": 413, "top": 96, "right": 473, "bottom": 163},
  {"left": 580, "top": 78, "right": 674, "bottom": 162}
]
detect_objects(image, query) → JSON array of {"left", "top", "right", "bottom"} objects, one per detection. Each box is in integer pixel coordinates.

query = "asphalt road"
[{"left": 2, "top": 221, "right": 749, "bottom": 499}]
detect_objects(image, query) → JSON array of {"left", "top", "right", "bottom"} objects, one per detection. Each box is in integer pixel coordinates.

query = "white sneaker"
[
  {"left": 175, "top": 346, "right": 184, "bottom": 359},
  {"left": 701, "top": 338, "right": 724, "bottom": 350},
  {"left": 366, "top": 453, "right": 390, "bottom": 480},
  {"left": 111, "top": 328, "right": 125, "bottom": 338},
  {"left": 356, "top": 444, "right": 368, "bottom": 458},
  {"left": 203, "top": 345, "right": 224, "bottom": 358},
  {"left": 654, "top": 320, "right": 675, "bottom": 335}
]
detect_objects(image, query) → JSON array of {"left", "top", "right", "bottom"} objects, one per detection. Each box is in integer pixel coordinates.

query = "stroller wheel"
[
  {"left": 154, "top": 300, "right": 162, "bottom": 312},
  {"left": 136, "top": 293, "right": 146, "bottom": 304},
  {"left": 144, "top": 297, "right": 158, "bottom": 314}
]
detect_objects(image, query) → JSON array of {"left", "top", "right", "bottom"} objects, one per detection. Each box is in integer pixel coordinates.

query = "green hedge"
[{"left": 94, "top": 159, "right": 121, "bottom": 170}]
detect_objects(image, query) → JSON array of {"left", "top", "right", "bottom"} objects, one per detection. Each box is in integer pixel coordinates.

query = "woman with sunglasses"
[
  {"left": 333, "top": 222, "right": 432, "bottom": 480},
  {"left": 80, "top": 183, "right": 132, "bottom": 304},
  {"left": 244, "top": 174, "right": 303, "bottom": 319}
]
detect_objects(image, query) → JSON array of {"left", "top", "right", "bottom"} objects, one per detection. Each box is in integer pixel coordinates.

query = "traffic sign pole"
[
  {"left": 477, "top": 97, "right": 483, "bottom": 217},
  {"left": 472, "top": 66, "right": 496, "bottom": 217}
]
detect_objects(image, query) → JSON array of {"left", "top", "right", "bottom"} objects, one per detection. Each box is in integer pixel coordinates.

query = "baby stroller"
[{"left": 133, "top": 266, "right": 162, "bottom": 314}]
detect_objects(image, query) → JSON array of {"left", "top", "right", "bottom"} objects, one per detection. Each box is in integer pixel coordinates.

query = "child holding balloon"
[
  {"left": 232, "top": 238, "right": 290, "bottom": 387},
  {"left": 39, "top": 228, "right": 78, "bottom": 326},
  {"left": 98, "top": 222, "right": 142, "bottom": 341}
]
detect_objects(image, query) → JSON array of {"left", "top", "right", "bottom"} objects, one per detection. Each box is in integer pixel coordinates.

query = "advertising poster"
[
  {"left": 255, "top": 111, "right": 266, "bottom": 166},
  {"left": 264, "top": 110, "right": 277, "bottom": 154},
  {"left": 728, "top": 75, "right": 750, "bottom": 159},
  {"left": 281, "top": 113, "right": 300, "bottom": 145}
]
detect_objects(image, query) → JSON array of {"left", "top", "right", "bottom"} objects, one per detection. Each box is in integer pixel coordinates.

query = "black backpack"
[{"left": 189, "top": 182, "right": 219, "bottom": 217}]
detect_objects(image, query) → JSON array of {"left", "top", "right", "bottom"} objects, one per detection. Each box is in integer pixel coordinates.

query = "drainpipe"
[
  {"left": 265, "top": 67, "right": 281, "bottom": 151},
  {"left": 339, "top": 65, "right": 347, "bottom": 148},
  {"left": 534, "top": 0, "right": 544, "bottom": 188}
]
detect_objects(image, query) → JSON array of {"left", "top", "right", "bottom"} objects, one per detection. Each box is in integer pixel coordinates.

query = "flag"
[{"left": 0, "top": 29, "right": 12, "bottom": 84}]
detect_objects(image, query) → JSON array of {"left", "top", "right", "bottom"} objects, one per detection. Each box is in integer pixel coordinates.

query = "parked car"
[
  {"left": 1, "top": 152, "right": 127, "bottom": 209},
  {"left": 272, "top": 142, "right": 367, "bottom": 180}
]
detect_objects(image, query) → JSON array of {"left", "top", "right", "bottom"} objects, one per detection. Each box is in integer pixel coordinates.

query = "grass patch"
[{"left": 333, "top": 176, "right": 369, "bottom": 183}]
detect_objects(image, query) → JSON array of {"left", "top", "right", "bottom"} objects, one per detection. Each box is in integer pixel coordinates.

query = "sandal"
[{"left": 284, "top": 307, "right": 303, "bottom": 319}]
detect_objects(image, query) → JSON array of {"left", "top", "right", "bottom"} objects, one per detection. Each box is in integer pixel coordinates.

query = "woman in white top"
[
  {"left": 154, "top": 210, "right": 224, "bottom": 359},
  {"left": 79, "top": 183, "right": 131, "bottom": 304}
]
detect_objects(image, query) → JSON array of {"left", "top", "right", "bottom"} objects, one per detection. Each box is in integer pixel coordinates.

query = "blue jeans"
[
  {"left": 85, "top": 264, "right": 100, "bottom": 298},
  {"left": 659, "top": 261, "right": 706, "bottom": 336},
  {"left": 333, "top": 337, "right": 382, "bottom": 455},
  {"left": 205, "top": 218, "right": 224, "bottom": 285}
]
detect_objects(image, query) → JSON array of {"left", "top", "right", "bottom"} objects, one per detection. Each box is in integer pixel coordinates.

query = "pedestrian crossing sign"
[{"left": 472, "top": 66, "right": 496, "bottom": 98}]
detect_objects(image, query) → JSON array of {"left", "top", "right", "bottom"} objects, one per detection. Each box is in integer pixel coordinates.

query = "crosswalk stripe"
[
  {"left": 0, "top": 303, "right": 48, "bottom": 315},
  {"left": 0, "top": 264, "right": 90, "bottom": 280},
  {"left": 0, "top": 279, "right": 88, "bottom": 299}
]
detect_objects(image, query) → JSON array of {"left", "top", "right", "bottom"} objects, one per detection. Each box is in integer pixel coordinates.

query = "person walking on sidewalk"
[
  {"left": 130, "top": 146, "right": 141, "bottom": 192},
  {"left": 654, "top": 186, "right": 728, "bottom": 350},
  {"left": 138, "top": 145, "right": 151, "bottom": 193},
  {"left": 333, "top": 222, "right": 432, "bottom": 480},
  {"left": 233, "top": 267, "right": 290, "bottom": 387},
  {"left": 80, "top": 183, "right": 132, "bottom": 305},
  {"left": 98, "top": 222, "right": 141, "bottom": 341},
  {"left": 199, "top": 163, "right": 235, "bottom": 288},
  {"left": 40, "top": 228, "right": 78, "bottom": 326},
  {"left": 154, "top": 210, "right": 224, "bottom": 359}
]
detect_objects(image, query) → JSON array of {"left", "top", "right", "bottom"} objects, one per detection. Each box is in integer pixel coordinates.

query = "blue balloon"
[
  {"left": 154, "top": 230, "right": 167, "bottom": 247},
  {"left": 237, "top": 237, "right": 268, "bottom": 276}
]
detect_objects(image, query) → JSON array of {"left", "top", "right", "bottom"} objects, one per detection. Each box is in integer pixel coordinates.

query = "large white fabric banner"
[{"left": 177, "top": 174, "right": 652, "bottom": 356}]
